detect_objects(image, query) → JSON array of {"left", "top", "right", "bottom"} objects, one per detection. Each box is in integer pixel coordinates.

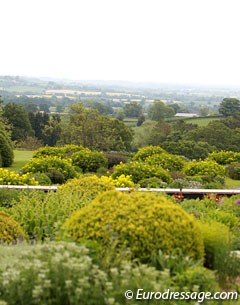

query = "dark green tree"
[
  {"left": 3, "top": 103, "right": 34, "bottom": 141},
  {"left": 123, "top": 101, "right": 143, "bottom": 118},
  {"left": 218, "top": 98, "right": 240, "bottom": 117},
  {"left": 148, "top": 100, "right": 175, "bottom": 121}
]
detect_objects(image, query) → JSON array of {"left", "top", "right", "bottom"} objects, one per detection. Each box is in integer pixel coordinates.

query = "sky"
[{"left": 1, "top": 0, "right": 240, "bottom": 86}]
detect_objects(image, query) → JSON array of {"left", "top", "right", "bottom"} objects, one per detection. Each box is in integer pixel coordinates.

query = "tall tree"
[
  {"left": 218, "top": 98, "right": 240, "bottom": 117},
  {"left": 60, "top": 104, "right": 133, "bottom": 151},
  {"left": 3, "top": 103, "right": 34, "bottom": 141},
  {"left": 148, "top": 100, "right": 175, "bottom": 121}
]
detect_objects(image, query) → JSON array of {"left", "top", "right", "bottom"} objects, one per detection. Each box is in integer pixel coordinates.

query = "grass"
[
  {"left": 184, "top": 116, "right": 222, "bottom": 127},
  {"left": 225, "top": 177, "right": 240, "bottom": 189},
  {"left": 8, "top": 150, "right": 33, "bottom": 172}
]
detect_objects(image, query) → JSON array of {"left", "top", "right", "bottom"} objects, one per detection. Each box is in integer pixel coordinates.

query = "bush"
[
  {"left": 138, "top": 177, "right": 167, "bottom": 188},
  {"left": 0, "top": 189, "right": 20, "bottom": 208},
  {"left": 9, "top": 176, "right": 115, "bottom": 240},
  {"left": 0, "top": 168, "right": 38, "bottom": 185},
  {"left": 32, "top": 144, "right": 82, "bottom": 158},
  {"left": 132, "top": 145, "right": 166, "bottom": 161},
  {"left": 104, "top": 152, "right": 129, "bottom": 168},
  {"left": 183, "top": 160, "right": 225, "bottom": 177},
  {"left": 21, "top": 156, "right": 76, "bottom": 183},
  {"left": 30, "top": 172, "right": 52, "bottom": 185},
  {"left": 64, "top": 190, "right": 204, "bottom": 262},
  {"left": 0, "top": 211, "right": 26, "bottom": 243},
  {"left": 72, "top": 150, "right": 108, "bottom": 173},
  {"left": 199, "top": 220, "right": 232, "bottom": 270},
  {"left": 0, "top": 131, "right": 14, "bottom": 167},
  {"left": 145, "top": 153, "right": 186, "bottom": 172},
  {"left": 0, "top": 242, "right": 217, "bottom": 305},
  {"left": 112, "top": 161, "right": 172, "bottom": 184},
  {"left": 208, "top": 150, "right": 240, "bottom": 165},
  {"left": 226, "top": 163, "right": 240, "bottom": 180},
  {"left": 46, "top": 170, "right": 65, "bottom": 184},
  {"left": 111, "top": 174, "right": 135, "bottom": 187}
]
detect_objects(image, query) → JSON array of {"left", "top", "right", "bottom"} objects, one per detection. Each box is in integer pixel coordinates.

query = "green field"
[
  {"left": 8, "top": 150, "right": 33, "bottom": 171},
  {"left": 184, "top": 116, "right": 222, "bottom": 126}
]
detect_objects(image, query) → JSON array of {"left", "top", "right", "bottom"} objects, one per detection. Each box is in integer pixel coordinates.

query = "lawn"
[
  {"left": 225, "top": 177, "right": 240, "bottom": 189},
  {"left": 8, "top": 150, "right": 34, "bottom": 172}
]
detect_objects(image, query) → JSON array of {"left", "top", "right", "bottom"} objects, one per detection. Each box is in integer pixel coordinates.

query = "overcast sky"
[{"left": 1, "top": 0, "right": 240, "bottom": 86}]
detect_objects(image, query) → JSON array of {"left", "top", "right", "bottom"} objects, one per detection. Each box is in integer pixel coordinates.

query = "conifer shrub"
[
  {"left": 132, "top": 145, "right": 166, "bottom": 161},
  {"left": 0, "top": 131, "right": 14, "bottom": 167},
  {"left": 64, "top": 191, "right": 204, "bottom": 262},
  {"left": 0, "top": 211, "right": 26, "bottom": 243}
]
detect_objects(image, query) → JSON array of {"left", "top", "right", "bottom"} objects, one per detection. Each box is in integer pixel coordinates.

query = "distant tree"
[
  {"left": 147, "top": 120, "right": 172, "bottom": 145},
  {"left": 218, "top": 98, "right": 240, "bottom": 117},
  {"left": 199, "top": 106, "right": 210, "bottom": 117},
  {"left": 60, "top": 104, "right": 133, "bottom": 151},
  {"left": 29, "top": 111, "right": 50, "bottom": 142},
  {"left": 43, "top": 114, "right": 61, "bottom": 146},
  {"left": 137, "top": 114, "right": 145, "bottom": 126},
  {"left": 3, "top": 103, "right": 34, "bottom": 141},
  {"left": 22, "top": 102, "right": 38, "bottom": 113},
  {"left": 39, "top": 103, "right": 50, "bottom": 112},
  {"left": 148, "top": 100, "right": 175, "bottom": 120},
  {"left": 123, "top": 101, "right": 143, "bottom": 118}
]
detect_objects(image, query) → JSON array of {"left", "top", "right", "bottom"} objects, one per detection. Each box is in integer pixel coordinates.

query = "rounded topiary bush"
[
  {"left": 0, "top": 211, "right": 26, "bottom": 243},
  {"left": 64, "top": 191, "right": 204, "bottom": 262},
  {"left": 132, "top": 145, "right": 166, "bottom": 161},
  {"left": 72, "top": 150, "right": 108, "bottom": 173}
]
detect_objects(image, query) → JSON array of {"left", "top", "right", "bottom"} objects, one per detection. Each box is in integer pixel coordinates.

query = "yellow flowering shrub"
[
  {"left": 0, "top": 211, "right": 27, "bottom": 243},
  {"left": 64, "top": 191, "right": 204, "bottom": 262},
  {"left": 132, "top": 145, "right": 166, "bottom": 161},
  {"left": 111, "top": 174, "right": 135, "bottom": 187},
  {"left": 0, "top": 168, "right": 38, "bottom": 185}
]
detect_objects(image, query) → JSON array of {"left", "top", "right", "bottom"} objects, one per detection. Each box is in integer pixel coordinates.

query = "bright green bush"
[
  {"left": 10, "top": 176, "right": 115, "bottom": 240},
  {"left": 132, "top": 145, "right": 166, "bottom": 161},
  {"left": 208, "top": 150, "right": 240, "bottom": 165},
  {"left": 199, "top": 220, "right": 232, "bottom": 270},
  {"left": 0, "top": 168, "right": 38, "bottom": 185},
  {"left": 112, "top": 161, "right": 172, "bottom": 184},
  {"left": 32, "top": 144, "right": 82, "bottom": 158},
  {"left": 72, "top": 149, "right": 108, "bottom": 173},
  {"left": 0, "top": 189, "right": 20, "bottom": 208},
  {"left": 64, "top": 190, "right": 204, "bottom": 262},
  {"left": 0, "top": 211, "right": 26, "bottom": 243},
  {"left": 21, "top": 156, "right": 76, "bottom": 183},
  {"left": 145, "top": 153, "right": 186, "bottom": 172},
  {"left": 183, "top": 160, "right": 225, "bottom": 180},
  {"left": 30, "top": 172, "right": 52, "bottom": 185},
  {"left": 0, "top": 242, "right": 217, "bottom": 305}
]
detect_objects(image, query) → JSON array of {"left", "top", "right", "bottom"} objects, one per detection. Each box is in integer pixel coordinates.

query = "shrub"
[
  {"left": 30, "top": 172, "right": 52, "bottom": 185},
  {"left": 208, "top": 150, "right": 240, "bottom": 165},
  {"left": 46, "top": 170, "right": 65, "bottom": 184},
  {"left": 183, "top": 160, "right": 225, "bottom": 182},
  {"left": 169, "top": 178, "right": 203, "bottom": 189},
  {"left": 112, "top": 161, "right": 172, "bottom": 184},
  {"left": 0, "top": 242, "right": 217, "bottom": 305},
  {"left": 21, "top": 156, "right": 76, "bottom": 183},
  {"left": 0, "top": 131, "right": 14, "bottom": 167},
  {"left": 132, "top": 145, "right": 166, "bottom": 161},
  {"left": 64, "top": 190, "right": 204, "bottom": 262},
  {"left": 0, "top": 189, "right": 20, "bottom": 208},
  {"left": 145, "top": 153, "right": 186, "bottom": 172},
  {"left": 0, "top": 211, "right": 26, "bottom": 243},
  {"left": 226, "top": 163, "right": 240, "bottom": 180},
  {"left": 199, "top": 220, "right": 232, "bottom": 270},
  {"left": 72, "top": 150, "right": 108, "bottom": 173},
  {"left": 111, "top": 174, "right": 135, "bottom": 187},
  {"left": 138, "top": 177, "right": 167, "bottom": 188},
  {"left": 33, "top": 144, "right": 86, "bottom": 159},
  {"left": 0, "top": 168, "right": 38, "bottom": 185},
  {"left": 9, "top": 176, "right": 115, "bottom": 240},
  {"left": 103, "top": 151, "right": 129, "bottom": 168}
]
